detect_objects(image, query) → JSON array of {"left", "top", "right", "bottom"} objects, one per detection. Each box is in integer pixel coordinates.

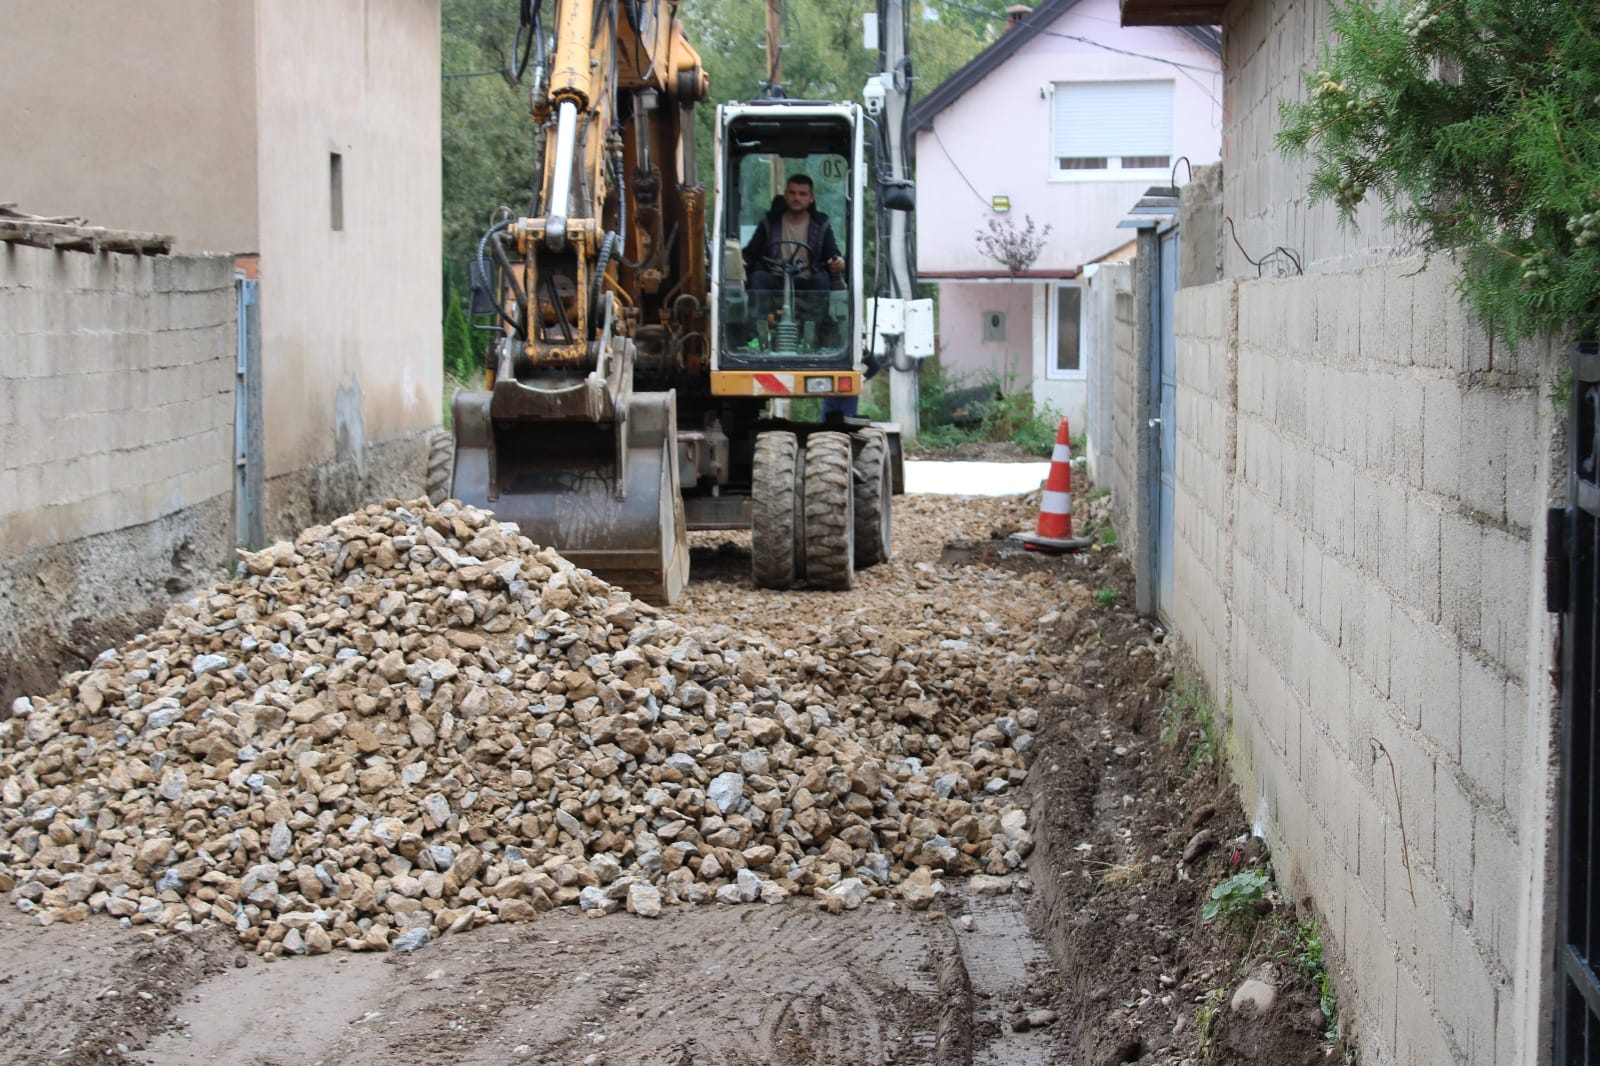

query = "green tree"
[
  {"left": 441, "top": 0, "right": 538, "bottom": 268},
  {"left": 443, "top": 283, "right": 474, "bottom": 379}
]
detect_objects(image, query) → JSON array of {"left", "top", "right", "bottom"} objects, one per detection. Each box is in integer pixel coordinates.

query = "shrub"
[
  {"left": 1278, "top": 0, "right": 1600, "bottom": 345},
  {"left": 1203, "top": 868, "right": 1270, "bottom": 925}
]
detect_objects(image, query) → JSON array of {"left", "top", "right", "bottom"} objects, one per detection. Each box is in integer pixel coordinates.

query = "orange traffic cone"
[{"left": 1016, "top": 418, "right": 1088, "bottom": 553}]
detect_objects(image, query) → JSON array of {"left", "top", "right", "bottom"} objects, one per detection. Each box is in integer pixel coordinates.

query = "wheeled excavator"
[{"left": 451, "top": 0, "right": 927, "bottom": 604}]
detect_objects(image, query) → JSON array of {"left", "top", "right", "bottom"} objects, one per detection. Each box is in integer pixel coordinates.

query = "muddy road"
[
  {"left": 2, "top": 488, "right": 1097, "bottom": 1065},
  {"left": 1, "top": 478, "right": 1339, "bottom": 1066}
]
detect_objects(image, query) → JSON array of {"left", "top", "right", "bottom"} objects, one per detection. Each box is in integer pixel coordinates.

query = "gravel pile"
[{"left": 0, "top": 498, "right": 1048, "bottom": 956}]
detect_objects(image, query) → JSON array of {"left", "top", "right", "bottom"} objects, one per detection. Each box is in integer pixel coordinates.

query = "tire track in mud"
[
  {"left": 410, "top": 905, "right": 948, "bottom": 1066},
  {"left": 143, "top": 904, "right": 958, "bottom": 1066}
]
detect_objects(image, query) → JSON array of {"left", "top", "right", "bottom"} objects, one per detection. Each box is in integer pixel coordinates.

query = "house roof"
[
  {"left": 1120, "top": 0, "right": 1226, "bottom": 28},
  {"left": 907, "top": 1, "right": 1221, "bottom": 133}
]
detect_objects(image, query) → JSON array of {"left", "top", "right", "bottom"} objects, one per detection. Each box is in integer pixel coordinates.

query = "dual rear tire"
[{"left": 752, "top": 428, "right": 890, "bottom": 590}]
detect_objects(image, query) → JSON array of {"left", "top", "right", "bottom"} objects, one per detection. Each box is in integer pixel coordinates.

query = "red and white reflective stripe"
[
  {"left": 1041, "top": 489, "right": 1072, "bottom": 515},
  {"left": 754, "top": 373, "right": 791, "bottom": 395},
  {"left": 1030, "top": 417, "right": 1074, "bottom": 542}
]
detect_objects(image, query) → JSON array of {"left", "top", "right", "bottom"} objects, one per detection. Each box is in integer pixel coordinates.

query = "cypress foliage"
[
  {"left": 443, "top": 285, "right": 474, "bottom": 380},
  {"left": 1278, "top": 1, "right": 1600, "bottom": 345}
]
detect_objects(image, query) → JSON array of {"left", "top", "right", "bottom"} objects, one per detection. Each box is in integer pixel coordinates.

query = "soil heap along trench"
[{"left": 0, "top": 498, "right": 1046, "bottom": 956}]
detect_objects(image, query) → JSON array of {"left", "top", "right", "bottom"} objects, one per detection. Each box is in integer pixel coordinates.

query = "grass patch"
[
  {"left": 1159, "top": 675, "right": 1219, "bottom": 770},
  {"left": 1290, "top": 917, "right": 1341, "bottom": 1043},
  {"left": 1195, "top": 986, "right": 1228, "bottom": 1056}
]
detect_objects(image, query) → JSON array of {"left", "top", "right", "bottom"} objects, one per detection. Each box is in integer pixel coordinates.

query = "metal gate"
[
  {"left": 1554, "top": 340, "right": 1600, "bottom": 1063},
  {"left": 1120, "top": 187, "right": 1180, "bottom": 621},
  {"left": 1153, "top": 225, "right": 1178, "bottom": 621},
  {"left": 234, "top": 272, "right": 264, "bottom": 550}
]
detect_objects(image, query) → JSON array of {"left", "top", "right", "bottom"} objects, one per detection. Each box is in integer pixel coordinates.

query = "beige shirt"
[{"left": 780, "top": 214, "right": 812, "bottom": 274}]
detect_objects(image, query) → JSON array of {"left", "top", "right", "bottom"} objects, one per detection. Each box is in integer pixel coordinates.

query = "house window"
[
  {"left": 1050, "top": 81, "right": 1173, "bottom": 178},
  {"left": 1046, "top": 283, "right": 1084, "bottom": 379},
  {"left": 982, "top": 310, "right": 1006, "bottom": 342},
  {"left": 330, "top": 152, "right": 344, "bottom": 231}
]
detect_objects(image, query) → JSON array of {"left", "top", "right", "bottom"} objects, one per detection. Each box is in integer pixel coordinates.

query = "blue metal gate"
[
  {"left": 234, "top": 273, "right": 263, "bottom": 550},
  {"left": 1154, "top": 226, "right": 1178, "bottom": 621}
]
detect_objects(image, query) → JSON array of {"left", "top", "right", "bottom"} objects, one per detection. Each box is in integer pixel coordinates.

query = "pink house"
[{"left": 909, "top": 0, "right": 1220, "bottom": 429}]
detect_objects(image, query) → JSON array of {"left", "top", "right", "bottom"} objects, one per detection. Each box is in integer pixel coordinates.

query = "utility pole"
[
  {"left": 880, "top": 0, "right": 919, "bottom": 441},
  {"left": 765, "top": 0, "right": 783, "bottom": 95}
]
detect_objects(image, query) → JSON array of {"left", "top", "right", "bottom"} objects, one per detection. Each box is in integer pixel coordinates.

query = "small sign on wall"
[
  {"left": 991, "top": 195, "right": 1010, "bottom": 213},
  {"left": 982, "top": 310, "right": 1006, "bottom": 341}
]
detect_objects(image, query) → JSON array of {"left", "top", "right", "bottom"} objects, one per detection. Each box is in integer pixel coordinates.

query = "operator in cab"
[{"left": 741, "top": 174, "right": 845, "bottom": 294}]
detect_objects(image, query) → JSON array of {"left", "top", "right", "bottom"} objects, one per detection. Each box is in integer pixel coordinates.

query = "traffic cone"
[{"left": 1016, "top": 418, "right": 1087, "bottom": 553}]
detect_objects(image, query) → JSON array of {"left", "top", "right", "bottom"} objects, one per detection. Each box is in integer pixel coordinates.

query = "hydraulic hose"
[
  {"left": 593, "top": 230, "right": 620, "bottom": 319},
  {"left": 475, "top": 219, "right": 521, "bottom": 334},
  {"left": 485, "top": 225, "right": 531, "bottom": 340}
]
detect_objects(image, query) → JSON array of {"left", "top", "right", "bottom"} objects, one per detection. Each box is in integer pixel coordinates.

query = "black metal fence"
[{"left": 1555, "top": 340, "right": 1600, "bottom": 1064}]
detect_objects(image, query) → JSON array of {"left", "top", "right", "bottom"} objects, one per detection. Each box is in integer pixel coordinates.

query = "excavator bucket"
[{"left": 450, "top": 388, "right": 689, "bottom": 605}]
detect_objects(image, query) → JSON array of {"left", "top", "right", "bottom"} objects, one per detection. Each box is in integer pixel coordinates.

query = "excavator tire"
[
  {"left": 852, "top": 427, "right": 891, "bottom": 568},
  {"left": 803, "top": 431, "right": 855, "bottom": 590},
  {"left": 752, "top": 431, "right": 800, "bottom": 589},
  {"left": 424, "top": 426, "right": 454, "bottom": 505}
]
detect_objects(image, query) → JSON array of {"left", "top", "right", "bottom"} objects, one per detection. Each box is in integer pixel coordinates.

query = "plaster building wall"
[
  {"left": 1, "top": 2, "right": 444, "bottom": 544},
  {"left": 0, "top": 247, "right": 237, "bottom": 704},
  {"left": 0, "top": 3, "right": 260, "bottom": 254},
  {"left": 912, "top": 0, "right": 1221, "bottom": 276},
  {"left": 1142, "top": 0, "right": 1565, "bottom": 1060},
  {"left": 254, "top": 0, "right": 443, "bottom": 536},
  {"left": 935, "top": 281, "right": 1037, "bottom": 389}
]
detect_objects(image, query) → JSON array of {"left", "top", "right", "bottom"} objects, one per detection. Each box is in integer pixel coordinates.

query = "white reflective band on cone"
[
  {"left": 1052, "top": 443, "right": 1073, "bottom": 464},
  {"left": 1041, "top": 490, "right": 1072, "bottom": 514}
]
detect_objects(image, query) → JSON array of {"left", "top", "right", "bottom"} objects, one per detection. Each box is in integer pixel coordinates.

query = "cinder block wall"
[
  {"left": 1170, "top": 280, "right": 1234, "bottom": 696},
  {"left": 1110, "top": 283, "right": 1141, "bottom": 559},
  {"left": 0, "top": 246, "right": 236, "bottom": 703},
  {"left": 1171, "top": 257, "right": 1561, "bottom": 1064},
  {"left": 1083, "top": 262, "right": 1129, "bottom": 488}
]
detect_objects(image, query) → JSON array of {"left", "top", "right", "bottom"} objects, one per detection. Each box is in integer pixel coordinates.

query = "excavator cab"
[{"left": 710, "top": 103, "right": 865, "bottom": 388}]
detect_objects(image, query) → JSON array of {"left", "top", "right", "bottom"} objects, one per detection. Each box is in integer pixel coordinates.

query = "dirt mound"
[{"left": 1025, "top": 548, "right": 1338, "bottom": 1065}]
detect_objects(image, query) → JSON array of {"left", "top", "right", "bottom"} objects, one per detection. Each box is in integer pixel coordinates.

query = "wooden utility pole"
[{"left": 765, "top": 0, "right": 782, "bottom": 94}]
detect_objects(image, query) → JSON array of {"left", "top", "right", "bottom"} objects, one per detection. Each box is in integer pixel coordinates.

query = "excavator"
[{"left": 451, "top": 0, "right": 926, "bottom": 604}]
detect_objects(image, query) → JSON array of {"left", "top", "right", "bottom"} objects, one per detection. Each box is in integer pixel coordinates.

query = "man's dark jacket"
[{"left": 742, "top": 201, "right": 842, "bottom": 276}]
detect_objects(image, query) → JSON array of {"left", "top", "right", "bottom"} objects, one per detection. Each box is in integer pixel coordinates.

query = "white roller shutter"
[{"left": 1051, "top": 81, "right": 1174, "bottom": 163}]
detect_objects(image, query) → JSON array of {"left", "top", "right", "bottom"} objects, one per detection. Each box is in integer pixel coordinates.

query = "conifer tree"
[{"left": 1278, "top": 1, "right": 1600, "bottom": 345}]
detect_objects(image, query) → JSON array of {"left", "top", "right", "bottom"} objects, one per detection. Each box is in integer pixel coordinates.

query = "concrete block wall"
[
  {"left": 1221, "top": 0, "right": 1406, "bottom": 277},
  {"left": 1110, "top": 279, "right": 1141, "bottom": 560},
  {"left": 1170, "top": 279, "right": 1235, "bottom": 698},
  {"left": 0, "top": 246, "right": 237, "bottom": 703},
  {"left": 1083, "top": 262, "right": 1130, "bottom": 489},
  {"left": 1169, "top": 256, "right": 1561, "bottom": 1064}
]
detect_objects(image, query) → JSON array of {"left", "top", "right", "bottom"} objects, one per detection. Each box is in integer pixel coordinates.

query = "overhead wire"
[
  {"left": 928, "top": 124, "right": 989, "bottom": 207},
  {"left": 935, "top": 0, "right": 1221, "bottom": 73}
]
